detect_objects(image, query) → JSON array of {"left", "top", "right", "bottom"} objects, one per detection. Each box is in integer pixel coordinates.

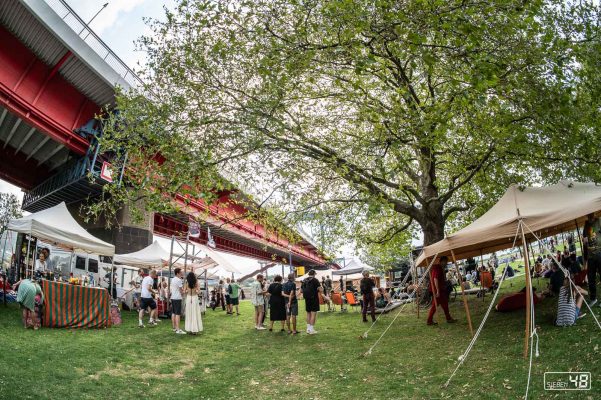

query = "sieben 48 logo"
[{"left": 544, "top": 372, "right": 592, "bottom": 391}]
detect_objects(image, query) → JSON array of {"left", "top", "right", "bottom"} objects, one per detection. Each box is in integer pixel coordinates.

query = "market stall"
[{"left": 6, "top": 202, "right": 115, "bottom": 329}]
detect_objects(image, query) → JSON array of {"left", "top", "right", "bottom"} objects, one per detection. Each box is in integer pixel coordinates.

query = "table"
[{"left": 41, "top": 280, "right": 111, "bottom": 329}]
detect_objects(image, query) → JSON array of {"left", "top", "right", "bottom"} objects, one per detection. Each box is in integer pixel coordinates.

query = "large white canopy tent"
[
  {"left": 331, "top": 258, "right": 374, "bottom": 276},
  {"left": 114, "top": 240, "right": 171, "bottom": 267},
  {"left": 7, "top": 202, "right": 115, "bottom": 256}
]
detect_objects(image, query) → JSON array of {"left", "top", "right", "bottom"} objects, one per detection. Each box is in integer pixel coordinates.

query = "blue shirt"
[{"left": 282, "top": 281, "right": 297, "bottom": 304}]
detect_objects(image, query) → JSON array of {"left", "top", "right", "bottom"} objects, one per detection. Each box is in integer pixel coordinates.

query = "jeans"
[{"left": 362, "top": 292, "right": 376, "bottom": 322}]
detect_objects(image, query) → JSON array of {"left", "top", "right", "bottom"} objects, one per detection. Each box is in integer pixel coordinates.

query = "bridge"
[{"left": 0, "top": 0, "right": 328, "bottom": 267}]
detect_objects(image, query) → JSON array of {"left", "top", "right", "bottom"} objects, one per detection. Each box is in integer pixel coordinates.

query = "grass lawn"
[{"left": 0, "top": 274, "right": 599, "bottom": 400}]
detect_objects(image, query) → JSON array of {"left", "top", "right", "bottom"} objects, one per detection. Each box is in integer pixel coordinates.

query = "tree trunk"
[{"left": 420, "top": 205, "right": 446, "bottom": 246}]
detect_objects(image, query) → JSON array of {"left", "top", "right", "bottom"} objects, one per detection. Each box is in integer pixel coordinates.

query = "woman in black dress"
[{"left": 268, "top": 275, "right": 287, "bottom": 331}]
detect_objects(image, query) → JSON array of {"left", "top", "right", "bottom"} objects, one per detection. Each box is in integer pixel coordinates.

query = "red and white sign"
[{"left": 100, "top": 161, "right": 114, "bottom": 183}]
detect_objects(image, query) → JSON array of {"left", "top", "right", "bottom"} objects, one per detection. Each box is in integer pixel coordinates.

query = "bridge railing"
[{"left": 45, "top": 0, "right": 145, "bottom": 89}]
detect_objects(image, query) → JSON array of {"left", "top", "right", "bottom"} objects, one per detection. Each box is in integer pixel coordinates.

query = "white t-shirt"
[
  {"left": 34, "top": 259, "right": 46, "bottom": 272},
  {"left": 141, "top": 276, "right": 154, "bottom": 299},
  {"left": 170, "top": 277, "right": 183, "bottom": 300}
]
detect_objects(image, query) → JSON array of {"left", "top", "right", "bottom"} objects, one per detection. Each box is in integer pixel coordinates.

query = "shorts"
[
  {"left": 171, "top": 299, "right": 182, "bottom": 315},
  {"left": 140, "top": 297, "right": 157, "bottom": 310},
  {"left": 305, "top": 297, "right": 320, "bottom": 312},
  {"left": 287, "top": 302, "right": 298, "bottom": 316},
  {"left": 575, "top": 306, "right": 581, "bottom": 322},
  {"left": 225, "top": 295, "right": 231, "bottom": 305},
  {"left": 230, "top": 297, "right": 239, "bottom": 305}
]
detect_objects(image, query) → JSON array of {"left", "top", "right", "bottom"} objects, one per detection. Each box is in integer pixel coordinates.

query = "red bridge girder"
[{"left": 0, "top": 26, "right": 96, "bottom": 155}]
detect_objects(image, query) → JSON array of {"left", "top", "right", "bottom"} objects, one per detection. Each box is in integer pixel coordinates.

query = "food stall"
[{"left": 6, "top": 202, "right": 115, "bottom": 329}]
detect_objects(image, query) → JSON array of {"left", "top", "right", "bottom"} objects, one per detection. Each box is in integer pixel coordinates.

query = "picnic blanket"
[{"left": 41, "top": 280, "right": 111, "bottom": 329}]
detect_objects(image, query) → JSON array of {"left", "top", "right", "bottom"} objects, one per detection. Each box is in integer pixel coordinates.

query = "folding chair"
[
  {"left": 331, "top": 291, "right": 344, "bottom": 312},
  {"left": 345, "top": 291, "right": 360, "bottom": 312}
]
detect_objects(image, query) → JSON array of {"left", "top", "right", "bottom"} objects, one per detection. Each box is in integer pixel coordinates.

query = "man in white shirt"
[
  {"left": 139, "top": 269, "right": 159, "bottom": 328},
  {"left": 170, "top": 268, "right": 186, "bottom": 334}
]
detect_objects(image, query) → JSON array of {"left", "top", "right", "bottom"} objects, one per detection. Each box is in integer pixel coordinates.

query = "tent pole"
[
  {"left": 168, "top": 235, "right": 175, "bottom": 289},
  {"left": 575, "top": 220, "right": 583, "bottom": 257},
  {"left": 418, "top": 258, "right": 426, "bottom": 319},
  {"left": 25, "top": 230, "right": 32, "bottom": 279},
  {"left": 520, "top": 222, "right": 532, "bottom": 359},
  {"left": 183, "top": 236, "right": 189, "bottom": 276},
  {"left": 1, "top": 230, "right": 8, "bottom": 306},
  {"left": 451, "top": 250, "right": 474, "bottom": 337}
]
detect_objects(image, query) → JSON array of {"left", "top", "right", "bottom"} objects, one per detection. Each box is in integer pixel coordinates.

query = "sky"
[{"left": 0, "top": 0, "right": 357, "bottom": 277}]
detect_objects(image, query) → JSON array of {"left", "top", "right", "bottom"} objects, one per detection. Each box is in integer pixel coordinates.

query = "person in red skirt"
[{"left": 427, "top": 255, "right": 457, "bottom": 325}]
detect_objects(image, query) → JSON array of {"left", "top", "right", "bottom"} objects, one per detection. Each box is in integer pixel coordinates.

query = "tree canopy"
[
  {"left": 0, "top": 193, "right": 22, "bottom": 235},
  {"left": 97, "top": 0, "right": 601, "bottom": 264}
]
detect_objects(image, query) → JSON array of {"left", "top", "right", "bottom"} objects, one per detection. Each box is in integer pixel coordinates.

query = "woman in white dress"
[{"left": 184, "top": 272, "right": 203, "bottom": 334}]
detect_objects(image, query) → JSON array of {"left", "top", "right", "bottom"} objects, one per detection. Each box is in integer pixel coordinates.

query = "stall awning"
[
  {"left": 331, "top": 258, "right": 374, "bottom": 275},
  {"left": 7, "top": 202, "right": 114, "bottom": 255},
  {"left": 114, "top": 240, "right": 171, "bottom": 267}
]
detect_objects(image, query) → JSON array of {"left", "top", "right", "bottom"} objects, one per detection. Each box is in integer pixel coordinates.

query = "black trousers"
[{"left": 588, "top": 253, "right": 601, "bottom": 300}]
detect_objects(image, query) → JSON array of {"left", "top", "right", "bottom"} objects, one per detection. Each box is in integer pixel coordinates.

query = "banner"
[{"left": 188, "top": 220, "right": 200, "bottom": 238}]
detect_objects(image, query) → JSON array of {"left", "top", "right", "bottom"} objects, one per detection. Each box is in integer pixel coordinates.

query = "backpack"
[
  {"left": 227, "top": 284, "right": 232, "bottom": 294},
  {"left": 302, "top": 278, "right": 316, "bottom": 299}
]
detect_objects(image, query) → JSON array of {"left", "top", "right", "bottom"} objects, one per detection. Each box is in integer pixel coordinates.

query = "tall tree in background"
[
  {"left": 99, "top": 0, "right": 600, "bottom": 259},
  {"left": 0, "top": 193, "right": 22, "bottom": 235}
]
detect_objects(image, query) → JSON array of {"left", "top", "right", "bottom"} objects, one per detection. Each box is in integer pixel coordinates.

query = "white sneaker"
[
  {"left": 148, "top": 321, "right": 157, "bottom": 326},
  {"left": 176, "top": 329, "right": 187, "bottom": 334},
  {"left": 308, "top": 330, "right": 318, "bottom": 335},
  {"left": 138, "top": 324, "right": 145, "bottom": 328},
  {"left": 256, "top": 326, "right": 266, "bottom": 330}
]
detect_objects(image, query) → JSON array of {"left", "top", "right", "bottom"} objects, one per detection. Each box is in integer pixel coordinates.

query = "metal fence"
[{"left": 44, "top": 0, "right": 145, "bottom": 89}]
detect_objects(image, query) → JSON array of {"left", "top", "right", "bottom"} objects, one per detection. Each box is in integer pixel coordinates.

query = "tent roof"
[
  {"left": 416, "top": 181, "right": 601, "bottom": 266},
  {"left": 332, "top": 258, "right": 374, "bottom": 275},
  {"left": 114, "top": 240, "right": 171, "bottom": 267},
  {"left": 199, "top": 245, "right": 240, "bottom": 274},
  {"left": 7, "top": 202, "right": 114, "bottom": 255},
  {"left": 296, "top": 269, "right": 333, "bottom": 282}
]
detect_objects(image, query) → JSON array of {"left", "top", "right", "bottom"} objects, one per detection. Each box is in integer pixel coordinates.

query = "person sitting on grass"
[
  {"left": 375, "top": 287, "right": 390, "bottom": 308},
  {"left": 547, "top": 262, "right": 565, "bottom": 297},
  {"left": 556, "top": 276, "right": 588, "bottom": 326},
  {"left": 495, "top": 286, "right": 542, "bottom": 312},
  {"left": 461, "top": 277, "right": 471, "bottom": 290}
]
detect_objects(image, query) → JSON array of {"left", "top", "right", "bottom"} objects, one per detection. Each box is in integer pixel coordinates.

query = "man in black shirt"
[
  {"left": 302, "top": 270, "right": 323, "bottom": 334},
  {"left": 360, "top": 271, "right": 376, "bottom": 323}
]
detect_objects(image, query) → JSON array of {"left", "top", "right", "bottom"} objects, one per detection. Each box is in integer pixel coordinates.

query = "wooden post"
[
  {"left": 520, "top": 223, "right": 532, "bottom": 359},
  {"left": 451, "top": 250, "right": 474, "bottom": 337},
  {"left": 575, "top": 220, "right": 583, "bottom": 256},
  {"left": 418, "top": 259, "right": 426, "bottom": 319}
]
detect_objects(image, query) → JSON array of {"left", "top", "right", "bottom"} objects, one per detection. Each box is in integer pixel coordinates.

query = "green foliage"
[
  {"left": 0, "top": 192, "right": 22, "bottom": 234},
  {"left": 98, "top": 0, "right": 600, "bottom": 261}
]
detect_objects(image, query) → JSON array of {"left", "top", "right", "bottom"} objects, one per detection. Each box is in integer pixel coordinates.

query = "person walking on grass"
[
  {"left": 283, "top": 273, "right": 299, "bottom": 334},
  {"left": 229, "top": 279, "right": 241, "bottom": 315},
  {"left": 302, "top": 269, "right": 323, "bottom": 334},
  {"left": 225, "top": 277, "right": 232, "bottom": 314},
  {"left": 360, "top": 270, "right": 376, "bottom": 323},
  {"left": 251, "top": 274, "right": 267, "bottom": 330},
  {"left": 427, "top": 256, "right": 457, "bottom": 326},
  {"left": 268, "top": 275, "right": 287, "bottom": 332},
  {"left": 139, "top": 269, "right": 159, "bottom": 328},
  {"left": 170, "top": 267, "right": 186, "bottom": 334}
]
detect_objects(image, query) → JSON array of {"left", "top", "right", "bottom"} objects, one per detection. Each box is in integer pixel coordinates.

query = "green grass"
[{"left": 0, "top": 275, "right": 599, "bottom": 400}]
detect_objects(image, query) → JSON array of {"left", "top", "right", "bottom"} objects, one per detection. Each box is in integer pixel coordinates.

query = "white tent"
[
  {"left": 198, "top": 244, "right": 240, "bottom": 274},
  {"left": 416, "top": 181, "right": 601, "bottom": 266},
  {"left": 114, "top": 240, "right": 171, "bottom": 266},
  {"left": 332, "top": 258, "right": 374, "bottom": 275},
  {"left": 7, "top": 202, "right": 114, "bottom": 255},
  {"left": 296, "top": 269, "right": 333, "bottom": 282}
]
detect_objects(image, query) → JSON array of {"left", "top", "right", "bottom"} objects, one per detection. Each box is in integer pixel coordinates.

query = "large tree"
[
  {"left": 0, "top": 193, "right": 22, "bottom": 235},
  {"left": 98, "top": 0, "right": 600, "bottom": 258}
]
